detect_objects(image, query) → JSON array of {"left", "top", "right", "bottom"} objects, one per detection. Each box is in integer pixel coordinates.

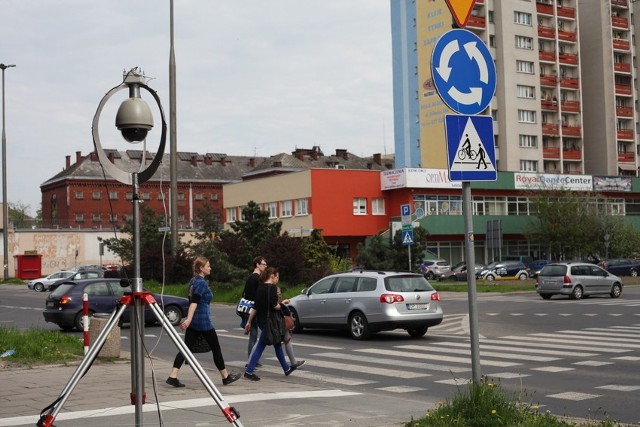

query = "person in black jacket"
[{"left": 242, "top": 256, "right": 267, "bottom": 361}]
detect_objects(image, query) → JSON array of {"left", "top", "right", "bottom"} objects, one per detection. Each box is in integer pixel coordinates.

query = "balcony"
[
  {"left": 557, "top": 6, "right": 576, "bottom": 19},
  {"left": 540, "top": 75, "right": 557, "bottom": 87},
  {"left": 616, "top": 84, "right": 633, "bottom": 95},
  {"left": 613, "top": 38, "right": 630, "bottom": 51},
  {"left": 618, "top": 152, "right": 635, "bottom": 163},
  {"left": 558, "top": 53, "right": 578, "bottom": 65},
  {"left": 611, "top": 0, "right": 628, "bottom": 6},
  {"left": 562, "top": 125, "right": 581, "bottom": 137},
  {"left": 538, "top": 25, "right": 555, "bottom": 39},
  {"left": 536, "top": 3, "right": 553, "bottom": 15},
  {"left": 616, "top": 106, "right": 633, "bottom": 117},
  {"left": 558, "top": 30, "right": 577, "bottom": 42},
  {"left": 561, "top": 100, "right": 580, "bottom": 113},
  {"left": 562, "top": 149, "right": 581, "bottom": 160},
  {"left": 542, "top": 123, "right": 559, "bottom": 135},
  {"left": 617, "top": 129, "right": 634, "bottom": 140},
  {"left": 560, "top": 77, "right": 579, "bottom": 89},
  {"left": 543, "top": 147, "right": 560, "bottom": 159},
  {"left": 467, "top": 15, "right": 486, "bottom": 28},
  {"left": 539, "top": 50, "right": 556, "bottom": 62},
  {"left": 612, "top": 16, "right": 629, "bottom": 29},
  {"left": 541, "top": 99, "right": 558, "bottom": 111},
  {"left": 614, "top": 62, "right": 631, "bottom": 73}
]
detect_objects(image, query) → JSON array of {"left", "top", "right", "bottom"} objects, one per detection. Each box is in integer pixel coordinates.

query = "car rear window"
[
  {"left": 50, "top": 283, "right": 75, "bottom": 296},
  {"left": 385, "top": 275, "right": 434, "bottom": 292},
  {"left": 539, "top": 265, "right": 567, "bottom": 276}
]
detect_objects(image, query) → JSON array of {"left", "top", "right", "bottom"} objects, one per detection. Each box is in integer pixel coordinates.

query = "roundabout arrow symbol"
[
  {"left": 464, "top": 41, "right": 489, "bottom": 84},
  {"left": 448, "top": 86, "right": 483, "bottom": 105},
  {"left": 436, "top": 39, "right": 459, "bottom": 82}
]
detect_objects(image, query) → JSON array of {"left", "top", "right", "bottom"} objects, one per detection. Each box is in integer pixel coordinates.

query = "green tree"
[
  {"left": 229, "top": 201, "right": 282, "bottom": 249},
  {"left": 8, "top": 201, "right": 32, "bottom": 229},
  {"left": 356, "top": 227, "right": 429, "bottom": 271},
  {"left": 302, "top": 229, "right": 333, "bottom": 283},
  {"left": 261, "top": 233, "right": 305, "bottom": 285}
]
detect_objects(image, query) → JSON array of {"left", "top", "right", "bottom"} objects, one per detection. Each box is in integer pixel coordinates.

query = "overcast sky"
[{"left": 0, "top": 1, "right": 394, "bottom": 216}]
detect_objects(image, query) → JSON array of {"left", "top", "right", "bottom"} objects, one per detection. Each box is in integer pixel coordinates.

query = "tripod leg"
[
  {"left": 37, "top": 303, "right": 129, "bottom": 427},
  {"left": 147, "top": 302, "right": 243, "bottom": 426}
]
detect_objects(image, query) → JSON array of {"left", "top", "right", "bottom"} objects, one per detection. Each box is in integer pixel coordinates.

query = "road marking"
[
  {"left": 528, "top": 333, "right": 640, "bottom": 348},
  {"left": 428, "top": 341, "right": 598, "bottom": 357},
  {"left": 482, "top": 338, "right": 630, "bottom": 353},
  {"left": 595, "top": 385, "right": 640, "bottom": 392},
  {"left": 531, "top": 366, "right": 575, "bottom": 372},
  {"left": 546, "top": 392, "right": 600, "bottom": 401},
  {"left": 500, "top": 335, "right": 637, "bottom": 351},
  {"left": 313, "top": 352, "right": 469, "bottom": 373},
  {"left": 397, "top": 344, "right": 560, "bottom": 362},
  {"left": 241, "top": 361, "right": 377, "bottom": 386},
  {"left": 292, "top": 358, "right": 430, "bottom": 379},
  {"left": 572, "top": 361, "right": 614, "bottom": 367},
  {"left": 376, "top": 386, "right": 427, "bottom": 393},
  {"left": 486, "top": 372, "right": 530, "bottom": 379},
  {"left": 355, "top": 348, "right": 521, "bottom": 367}
]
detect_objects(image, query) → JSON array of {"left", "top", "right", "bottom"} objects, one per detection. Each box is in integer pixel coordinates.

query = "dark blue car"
[{"left": 43, "top": 278, "right": 189, "bottom": 331}]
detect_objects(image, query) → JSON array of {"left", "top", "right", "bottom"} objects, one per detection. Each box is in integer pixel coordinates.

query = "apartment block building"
[{"left": 391, "top": 0, "right": 638, "bottom": 177}]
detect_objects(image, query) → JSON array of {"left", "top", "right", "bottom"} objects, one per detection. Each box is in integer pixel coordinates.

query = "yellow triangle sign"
[{"left": 445, "top": 0, "right": 477, "bottom": 28}]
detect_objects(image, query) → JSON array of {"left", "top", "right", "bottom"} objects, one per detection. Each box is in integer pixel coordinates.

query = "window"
[
  {"left": 124, "top": 214, "right": 133, "bottom": 222},
  {"left": 296, "top": 198, "right": 308, "bottom": 216},
  {"left": 109, "top": 214, "right": 118, "bottom": 222},
  {"left": 109, "top": 191, "right": 118, "bottom": 200},
  {"left": 210, "top": 193, "right": 218, "bottom": 201},
  {"left": 518, "top": 110, "right": 536, "bottom": 123},
  {"left": 372, "top": 198, "right": 385, "bottom": 215},
  {"left": 75, "top": 214, "right": 84, "bottom": 222},
  {"left": 519, "top": 135, "right": 537, "bottom": 148},
  {"left": 353, "top": 198, "right": 367, "bottom": 215},
  {"left": 516, "top": 60, "right": 534, "bottom": 74},
  {"left": 158, "top": 193, "right": 167, "bottom": 200},
  {"left": 268, "top": 202, "right": 277, "bottom": 219},
  {"left": 195, "top": 193, "right": 204, "bottom": 201},
  {"left": 141, "top": 192, "right": 150, "bottom": 201},
  {"left": 280, "top": 200, "right": 292, "bottom": 217},
  {"left": 514, "top": 11, "right": 532, "bottom": 26},
  {"left": 126, "top": 192, "right": 133, "bottom": 200},
  {"left": 226, "top": 208, "right": 237, "bottom": 223},
  {"left": 177, "top": 193, "right": 185, "bottom": 201},
  {"left": 92, "top": 191, "right": 101, "bottom": 200},
  {"left": 517, "top": 85, "right": 535, "bottom": 99},
  {"left": 515, "top": 36, "right": 533, "bottom": 50},
  {"left": 92, "top": 213, "right": 102, "bottom": 222},
  {"left": 520, "top": 160, "right": 538, "bottom": 172},
  {"left": 75, "top": 191, "right": 84, "bottom": 200}
]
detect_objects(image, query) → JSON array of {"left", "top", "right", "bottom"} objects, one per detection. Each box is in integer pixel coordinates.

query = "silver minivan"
[
  {"left": 535, "top": 262, "right": 623, "bottom": 300},
  {"left": 287, "top": 270, "right": 444, "bottom": 340}
]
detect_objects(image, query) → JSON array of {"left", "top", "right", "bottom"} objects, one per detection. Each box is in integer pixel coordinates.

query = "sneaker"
[
  {"left": 244, "top": 372, "right": 260, "bottom": 381},
  {"left": 291, "top": 360, "right": 306, "bottom": 369},
  {"left": 284, "top": 364, "right": 298, "bottom": 376},
  {"left": 223, "top": 373, "right": 240, "bottom": 386},
  {"left": 166, "top": 377, "right": 185, "bottom": 388}
]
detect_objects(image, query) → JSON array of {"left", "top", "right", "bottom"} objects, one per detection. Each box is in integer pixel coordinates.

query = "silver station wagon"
[
  {"left": 535, "top": 262, "right": 623, "bottom": 300},
  {"left": 287, "top": 270, "right": 443, "bottom": 340}
]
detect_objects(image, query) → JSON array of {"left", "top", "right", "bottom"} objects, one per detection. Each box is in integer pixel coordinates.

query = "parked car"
[
  {"left": 420, "top": 259, "right": 451, "bottom": 280},
  {"left": 477, "top": 261, "right": 530, "bottom": 281},
  {"left": 48, "top": 269, "right": 107, "bottom": 292},
  {"left": 528, "top": 259, "right": 552, "bottom": 278},
  {"left": 535, "top": 262, "right": 623, "bottom": 300},
  {"left": 439, "top": 263, "right": 486, "bottom": 281},
  {"left": 26, "top": 271, "right": 75, "bottom": 292},
  {"left": 599, "top": 258, "right": 640, "bottom": 277},
  {"left": 43, "top": 278, "right": 189, "bottom": 331},
  {"left": 287, "top": 270, "right": 443, "bottom": 340},
  {"left": 72, "top": 264, "right": 108, "bottom": 272}
]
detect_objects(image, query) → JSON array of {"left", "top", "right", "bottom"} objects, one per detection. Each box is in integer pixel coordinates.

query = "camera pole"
[{"left": 36, "top": 70, "right": 242, "bottom": 427}]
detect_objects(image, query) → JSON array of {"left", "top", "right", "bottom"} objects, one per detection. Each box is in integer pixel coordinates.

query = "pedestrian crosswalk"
[{"left": 248, "top": 323, "right": 640, "bottom": 407}]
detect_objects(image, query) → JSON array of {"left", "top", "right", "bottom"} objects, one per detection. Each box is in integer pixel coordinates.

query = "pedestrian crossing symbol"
[
  {"left": 402, "top": 230, "right": 414, "bottom": 246},
  {"left": 445, "top": 114, "right": 497, "bottom": 181}
]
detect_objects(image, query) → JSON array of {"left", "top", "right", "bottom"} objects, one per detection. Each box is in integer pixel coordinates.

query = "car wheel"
[
  {"left": 630, "top": 269, "right": 638, "bottom": 277},
  {"left": 610, "top": 283, "right": 622, "bottom": 298},
  {"left": 349, "top": 311, "right": 370, "bottom": 340},
  {"left": 74, "top": 311, "right": 94, "bottom": 331},
  {"left": 540, "top": 294, "right": 552, "bottom": 300},
  {"left": 517, "top": 273, "right": 528, "bottom": 280},
  {"left": 289, "top": 308, "right": 303, "bottom": 333},
  {"left": 426, "top": 272, "right": 435, "bottom": 280},
  {"left": 485, "top": 274, "right": 495, "bottom": 281},
  {"left": 407, "top": 326, "right": 429, "bottom": 338},
  {"left": 34, "top": 282, "right": 45, "bottom": 292},
  {"left": 570, "top": 285, "right": 583, "bottom": 300},
  {"left": 163, "top": 305, "right": 182, "bottom": 326}
]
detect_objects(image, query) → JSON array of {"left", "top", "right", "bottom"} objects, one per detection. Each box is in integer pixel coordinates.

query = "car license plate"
[
  {"left": 46, "top": 301, "right": 55, "bottom": 308},
  {"left": 407, "top": 303, "right": 429, "bottom": 310}
]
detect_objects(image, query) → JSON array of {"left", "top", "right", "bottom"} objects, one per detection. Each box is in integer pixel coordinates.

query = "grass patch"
[
  {"left": 0, "top": 327, "right": 83, "bottom": 366},
  {"left": 406, "top": 378, "right": 625, "bottom": 427},
  {"left": 433, "top": 282, "right": 534, "bottom": 293}
]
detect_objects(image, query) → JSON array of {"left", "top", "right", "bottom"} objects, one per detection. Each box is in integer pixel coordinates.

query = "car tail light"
[
  {"left": 59, "top": 295, "right": 72, "bottom": 305},
  {"left": 431, "top": 293, "right": 440, "bottom": 301},
  {"left": 563, "top": 275, "right": 572, "bottom": 284},
  {"left": 379, "top": 294, "right": 404, "bottom": 304}
]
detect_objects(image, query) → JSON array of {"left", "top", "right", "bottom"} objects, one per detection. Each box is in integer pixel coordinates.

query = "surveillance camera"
[{"left": 115, "top": 97, "right": 154, "bottom": 143}]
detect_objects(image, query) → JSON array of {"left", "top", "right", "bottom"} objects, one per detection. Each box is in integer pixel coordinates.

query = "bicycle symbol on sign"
[{"left": 457, "top": 134, "right": 478, "bottom": 160}]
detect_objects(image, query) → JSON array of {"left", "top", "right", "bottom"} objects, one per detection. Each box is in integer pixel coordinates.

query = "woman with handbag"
[
  {"left": 243, "top": 267, "right": 298, "bottom": 381},
  {"left": 166, "top": 257, "right": 240, "bottom": 387}
]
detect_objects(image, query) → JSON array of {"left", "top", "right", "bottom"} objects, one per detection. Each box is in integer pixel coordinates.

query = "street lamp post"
[{"left": 0, "top": 63, "right": 15, "bottom": 281}]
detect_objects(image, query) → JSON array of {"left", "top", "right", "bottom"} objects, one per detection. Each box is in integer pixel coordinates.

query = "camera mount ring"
[{"left": 91, "top": 81, "right": 167, "bottom": 185}]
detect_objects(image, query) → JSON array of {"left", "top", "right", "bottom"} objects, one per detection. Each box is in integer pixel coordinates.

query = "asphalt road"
[{"left": 2, "top": 284, "right": 640, "bottom": 425}]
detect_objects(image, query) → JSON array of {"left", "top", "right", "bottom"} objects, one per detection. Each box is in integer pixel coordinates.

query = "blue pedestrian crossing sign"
[
  {"left": 402, "top": 230, "right": 414, "bottom": 246},
  {"left": 445, "top": 114, "right": 496, "bottom": 181},
  {"left": 431, "top": 29, "right": 496, "bottom": 115}
]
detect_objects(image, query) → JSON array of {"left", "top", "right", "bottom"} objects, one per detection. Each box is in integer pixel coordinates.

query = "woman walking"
[
  {"left": 167, "top": 256, "right": 240, "bottom": 387},
  {"left": 243, "top": 267, "right": 298, "bottom": 381}
]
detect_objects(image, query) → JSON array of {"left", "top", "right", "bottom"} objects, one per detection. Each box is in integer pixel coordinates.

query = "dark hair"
[
  {"left": 260, "top": 266, "right": 279, "bottom": 282},
  {"left": 253, "top": 256, "right": 267, "bottom": 268},
  {"left": 193, "top": 256, "right": 209, "bottom": 275}
]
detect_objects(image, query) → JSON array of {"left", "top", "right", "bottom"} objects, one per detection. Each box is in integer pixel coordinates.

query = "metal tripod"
[{"left": 36, "top": 289, "right": 243, "bottom": 427}]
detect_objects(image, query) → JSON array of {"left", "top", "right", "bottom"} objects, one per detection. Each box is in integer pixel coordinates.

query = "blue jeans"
[
  {"left": 245, "top": 326, "right": 289, "bottom": 375},
  {"left": 247, "top": 320, "right": 259, "bottom": 358}
]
